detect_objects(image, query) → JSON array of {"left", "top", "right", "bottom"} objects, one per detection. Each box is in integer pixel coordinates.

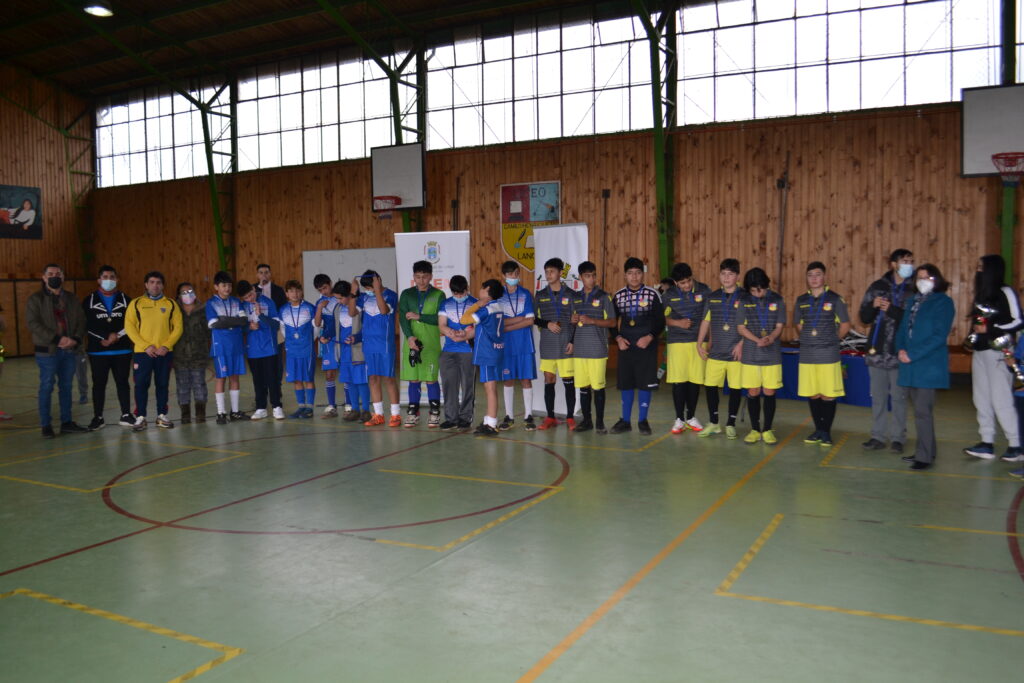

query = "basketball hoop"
[
  {"left": 992, "top": 152, "right": 1024, "bottom": 187},
  {"left": 373, "top": 195, "right": 401, "bottom": 219}
]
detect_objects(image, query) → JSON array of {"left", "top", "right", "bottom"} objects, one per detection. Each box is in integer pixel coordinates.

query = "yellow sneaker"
[
  {"left": 744, "top": 430, "right": 761, "bottom": 444},
  {"left": 725, "top": 425, "right": 737, "bottom": 439},
  {"left": 698, "top": 423, "right": 722, "bottom": 438},
  {"left": 762, "top": 429, "right": 777, "bottom": 444}
]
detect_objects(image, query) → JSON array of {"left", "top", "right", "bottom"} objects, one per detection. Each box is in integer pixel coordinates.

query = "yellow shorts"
[
  {"left": 704, "top": 358, "right": 743, "bottom": 388},
  {"left": 740, "top": 363, "right": 783, "bottom": 390},
  {"left": 540, "top": 358, "right": 574, "bottom": 378},
  {"left": 573, "top": 358, "right": 607, "bottom": 389},
  {"left": 798, "top": 362, "right": 845, "bottom": 398},
  {"left": 666, "top": 342, "right": 705, "bottom": 384}
]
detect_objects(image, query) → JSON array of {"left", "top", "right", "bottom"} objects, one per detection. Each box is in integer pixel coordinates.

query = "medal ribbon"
[
  {"left": 756, "top": 293, "right": 771, "bottom": 335},
  {"left": 722, "top": 289, "right": 739, "bottom": 327},
  {"left": 809, "top": 292, "right": 826, "bottom": 332}
]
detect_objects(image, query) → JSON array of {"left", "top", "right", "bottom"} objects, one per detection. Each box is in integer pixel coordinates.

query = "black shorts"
[{"left": 616, "top": 343, "right": 659, "bottom": 391}]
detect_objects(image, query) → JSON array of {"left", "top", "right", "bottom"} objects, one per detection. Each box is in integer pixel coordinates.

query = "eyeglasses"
[{"left": 181, "top": 290, "right": 196, "bottom": 296}]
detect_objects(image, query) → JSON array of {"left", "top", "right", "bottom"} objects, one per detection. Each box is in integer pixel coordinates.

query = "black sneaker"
[
  {"left": 229, "top": 411, "right": 246, "bottom": 421},
  {"left": 440, "top": 420, "right": 458, "bottom": 431},
  {"left": 819, "top": 433, "right": 834, "bottom": 447},
  {"left": 60, "top": 421, "right": 89, "bottom": 434},
  {"left": 596, "top": 422, "right": 607, "bottom": 435},
  {"left": 456, "top": 420, "right": 472, "bottom": 432},
  {"left": 118, "top": 413, "right": 134, "bottom": 427},
  {"left": 637, "top": 420, "right": 652, "bottom": 435},
  {"left": 890, "top": 441, "right": 904, "bottom": 454},
  {"left": 41, "top": 425, "right": 55, "bottom": 439},
  {"left": 498, "top": 415, "right": 514, "bottom": 431},
  {"left": 474, "top": 423, "right": 498, "bottom": 436},
  {"left": 610, "top": 419, "right": 631, "bottom": 434},
  {"left": 216, "top": 413, "right": 228, "bottom": 425},
  {"left": 523, "top": 416, "right": 537, "bottom": 431},
  {"left": 574, "top": 418, "right": 594, "bottom": 433},
  {"left": 861, "top": 438, "right": 885, "bottom": 450},
  {"left": 88, "top": 416, "right": 105, "bottom": 431}
]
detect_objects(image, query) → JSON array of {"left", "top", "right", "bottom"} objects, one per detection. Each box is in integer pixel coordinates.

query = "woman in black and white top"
[{"left": 964, "top": 254, "right": 1024, "bottom": 461}]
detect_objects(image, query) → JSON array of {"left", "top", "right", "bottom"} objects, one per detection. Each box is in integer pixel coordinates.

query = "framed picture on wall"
[{"left": 0, "top": 184, "right": 42, "bottom": 240}]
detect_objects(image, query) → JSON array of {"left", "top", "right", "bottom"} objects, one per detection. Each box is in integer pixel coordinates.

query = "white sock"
[
  {"left": 522, "top": 387, "right": 533, "bottom": 419},
  {"left": 373, "top": 402, "right": 384, "bottom": 415},
  {"left": 390, "top": 403, "right": 401, "bottom": 416},
  {"left": 215, "top": 392, "right": 226, "bottom": 414},
  {"left": 344, "top": 403, "right": 352, "bottom": 412},
  {"left": 503, "top": 386, "right": 515, "bottom": 418},
  {"left": 229, "top": 389, "right": 240, "bottom": 412},
  {"left": 484, "top": 415, "right": 498, "bottom": 428}
]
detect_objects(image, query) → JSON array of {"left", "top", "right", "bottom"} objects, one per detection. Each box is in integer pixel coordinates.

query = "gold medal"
[
  {"left": 722, "top": 324, "right": 730, "bottom": 331},
  {"left": 294, "top": 332, "right": 300, "bottom": 339},
  {"left": 760, "top": 330, "right": 768, "bottom": 338},
  {"left": 578, "top": 322, "right": 584, "bottom": 327},
  {"left": 811, "top": 329, "right": 818, "bottom": 337},
  {"left": 629, "top": 320, "right": 636, "bottom": 327},
  {"left": 867, "top": 346, "right": 877, "bottom": 355}
]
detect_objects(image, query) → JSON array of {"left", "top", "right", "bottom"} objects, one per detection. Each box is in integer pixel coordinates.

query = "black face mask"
[{"left": 47, "top": 276, "right": 63, "bottom": 290}]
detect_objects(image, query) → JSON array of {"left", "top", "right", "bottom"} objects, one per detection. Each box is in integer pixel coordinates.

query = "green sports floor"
[{"left": 1, "top": 356, "right": 1022, "bottom": 682}]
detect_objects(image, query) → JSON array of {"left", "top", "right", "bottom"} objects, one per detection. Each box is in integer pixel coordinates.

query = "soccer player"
[
  {"left": 437, "top": 275, "right": 477, "bottom": 432},
  {"left": 349, "top": 271, "right": 401, "bottom": 427},
  {"left": 206, "top": 271, "right": 249, "bottom": 424},
  {"left": 736, "top": 268, "right": 786, "bottom": 444},
  {"left": 663, "top": 262, "right": 711, "bottom": 434},
  {"left": 497, "top": 261, "right": 537, "bottom": 431},
  {"left": 696, "top": 259, "right": 745, "bottom": 438},
  {"left": 460, "top": 278, "right": 506, "bottom": 436},
  {"left": 237, "top": 280, "right": 285, "bottom": 421},
  {"left": 794, "top": 261, "right": 851, "bottom": 447},
  {"left": 281, "top": 280, "right": 318, "bottom": 419},
  {"left": 611, "top": 257, "right": 664, "bottom": 435},
  {"left": 328, "top": 280, "right": 371, "bottom": 422},
  {"left": 534, "top": 257, "right": 576, "bottom": 430},
  {"left": 399, "top": 260, "right": 446, "bottom": 428},
  {"left": 570, "top": 261, "right": 617, "bottom": 433},
  {"left": 313, "top": 273, "right": 341, "bottom": 418}
]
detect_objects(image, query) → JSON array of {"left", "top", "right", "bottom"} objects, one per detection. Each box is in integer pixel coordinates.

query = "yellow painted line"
[
  {"left": 97, "top": 452, "right": 255, "bottom": 491},
  {"left": 138, "top": 439, "right": 251, "bottom": 456},
  {"left": 374, "top": 539, "right": 443, "bottom": 551},
  {"left": 716, "top": 591, "right": 1024, "bottom": 638},
  {"left": 378, "top": 468, "right": 563, "bottom": 489},
  {"left": 439, "top": 488, "right": 561, "bottom": 551},
  {"left": 0, "top": 475, "right": 92, "bottom": 492},
  {"left": 635, "top": 431, "right": 673, "bottom": 452},
  {"left": 715, "top": 513, "right": 785, "bottom": 594},
  {"left": 0, "top": 440, "right": 124, "bottom": 468},
  {"left": 824, "top": 463, "right": 1019, "bottom": 482},
  {"left": 1, "top": 588, "right": 245, "bottom": 681},
  {"left": 516, "top": 418, "right": 809, "bottom": 683},
  {"left": 911, "top": 523, "right": 1024, "bottom": 538},
  {"left": 817, "top": 433, "right": 849, "bottom": 467}
]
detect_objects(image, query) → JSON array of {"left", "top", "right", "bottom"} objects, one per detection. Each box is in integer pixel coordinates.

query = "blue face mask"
[
  {"left": 100, "top": 279, "right": 117, "bottom": 292},
  {"left": 897, "top": 263, "right": 914, "bottom": 279},
  {"left": 453, "top": 295, "right": 468, "bottom": 303},
  {"left": 505, "top": 278, "right": 519, "bottom": 287}
]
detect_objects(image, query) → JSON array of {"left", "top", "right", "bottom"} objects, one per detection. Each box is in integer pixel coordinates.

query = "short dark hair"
[
  {"left": 916, "top": 263, "right": 949, "bottom": 293},
  {"left": 213, "top": 271, "right": 233, "bottom": 285},
  {"left": 578, "top": 261, "right": 596, "bottom": 275},
  {"left": 501, "top": 260, "right": 519, "bottom": 275},
  {"left": 807, "top": 261, "right": 826, "bottom": 274},
  {"left": 332, "top": 280, "right": 352, "bottom": 297},
  {"left": 236, "top": 280, "right": 254, "bottom": 297},
  {"left": 176, "top": 282, "right": 194, "bottom": 295},
  {"left": 284, "top": 279, "right": 302, "bottom": 291},
  {"left": 719, "top": 259, "right": 740, "bottom": 274},
  {"left": 359, "top": 270, "right": 379, "bottom": 287},
  {"left": 624, "top": 256, "right": 644, "bottom": 272},
  {"left": 889, "top": 249, "right": 912, "bottom": 263},
  {"left": 450, "top": 275, "right": 468, "bottom": 293},
  {"left": 743, "top": 267, "right": 770, "bottom": 291},
  {"left": 97, "top": 264, "right": 117, "bottom": 278},
  {"left": 43, "top": 263, "right": 61, "bottom": 272},
  {"left": 670, "top": 263, "right": 693, "bottom": 281},
  {"left": 257, "top": 263, "right": 271, "bottom": 271},
  {"left": 313, "top": 273, "right": 332, "bottom": 288},
  {"left": 659, "top": 277, "right": 674, "bottom": 288},
  {"left": 413, "top": 260, "right": 433, "bottom": 275},
  {"left": 482, "top": 278, "right": 504, "bottom": 300},
  {"left": 144, "top": 271, "right": 165, "bottom": 284},
  {"left": 544, "top": 258, "right": 564, "bottom": 272}
]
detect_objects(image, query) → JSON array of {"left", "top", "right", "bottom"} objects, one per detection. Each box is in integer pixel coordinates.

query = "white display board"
[
  {"left": 961, "top": 84, "right": 1024, "bottom": 176},
  {"left": 301, "top": 248, "right": 397, "bottom": 304},
  {"left": 371, "top": 142, "right": 426, "bottom": 209}
]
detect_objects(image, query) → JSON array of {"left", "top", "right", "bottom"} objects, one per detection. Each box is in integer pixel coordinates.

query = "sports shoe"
[
  {"left": 343, "top": 409, "right": 361, "bottom": 422},
  {"left": 474, "top": 423, "right": 498, "bottom": 436},
  {"left": 1009, "top": 467, "right": 1024, "bottom": 479},
  {"left": 288, "top": 408, "right": 305, "bottom": 419},
  {"left": 637, "top": 420, "right": 652, "bottom": 435},
  {"left": 322, "top": 406, "right": 338, "bottom": 418},
  {"left": 88, "top": 416, "right": 105, "bottom": 431},
  {"left": 78, "top": 395, "right": 88, "bottom": 405},
  {"left": 890, "top": 441, "right": 904, "bottom": 454},
  {"left": 250, "top": 409, "right": 269, "bottom": 421},
  {"left": 744, "top": 430, "right": 761, "bottom": 444},
  {"left": 365, "top": 413, "right": 386, "bottom": 426},
  {"left": 725, "top": 425, "right": 737, "bottom": 439},
  {"left": 861, "top": 438, "right": 885, "bottom": 450},
  {"left": 1000, "top": 447, "right": 1024, "bottom": 462},
  {"left": 609, "top": 419, "right": 631, "bottom": 434},
  {"left": 819, "top": 433, "right": 834, "bottom": 447},
  {"left": 273, "top": 406, "right": 286, "bottom": 420},
  {"left": 523, "top": 416, "right": 537, "bottom": 431},
  {"left": 119, "top": 413, "right": 134, "bottom": 427},
  {"left": 388, "top": 414, "right": 402, "bottom": 428},
  {"left": 671, "top": 418, "right": 687, "bottom": 434},
  {"left": 0, "top": 411, "right": 12, "bottom": 421},
  {"left": 538, "top": 417, "right": 559, "bottom": 431},
  {"left": 132, "top": 415, "right": 147, "bottom": 432},
  {"left": 565, "top": 418, "right": 576, "bottom": 431},
  {"left": 360, "top": 410, "right": 373, "bottom": 423},
  {"left": 762, "top": 429, "right": 777, "bottom": 444},
  {"left": 216, "top": 413, "right": 228, "bottom": 425},
  {"left": 963, "top": 442, "right": 995, "bottom": 459},
  {"left": 498, "top": 415, "right": 514, "bottom": 431},
  {"left": 428, "top": 410, "right": 441, "bottom": 428},
  {"left": 155, "top": 414, "right": 175, "bottom": 429},
  {"left": 686, "top": 417, "right": 704, "bottom": 432},
  {"left": 404, "top": 412, "right": 420, "bottom": 428},
  {"left": 573, "top": 418, "right": 593, "bottom": 433},
  {"left": 439, "top": 420, "right": 458, "bottom": 431},
  {"left": 342, "top": 407, "right": 353, "bottom": 419},
  {"left": 229, "top": 411, "right": 246, "bottom": 422},
  {"left": 698, "top": 423, "right": 722, "bottom": 438},
  {"left": 41, "top": 425, "right": 55, "bottom": 439},
  {"left": 595, "top": 422, "right": 607, "bottom": 435},
  {"left": 60, "top": 421, "right": 88, "bottom": 434},
  {"left": 456, "top": 420, "right": 472, "bottom": 432},
  {"left": 803, "top": 431, "right": 822, "bottom": 444}
]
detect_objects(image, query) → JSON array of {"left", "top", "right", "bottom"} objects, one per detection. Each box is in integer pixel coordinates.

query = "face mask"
[
  {"left": 453, "top": 295, "right": 468, "bottom": 303},
  {"left": 180, "top": 293, "right": 197, "bottom": 304},
  {"left": 505, "top": 278, "right": 519, "bottom": 287},
  {"left": 916, "top": 279, "right": 935, "bottom": 295},
  {"left": 897, "top": 263, "right": 914, "bottom": 279},
  {"left": 46, "top": 276, "right": 62, "bottom": 289},
  {"left": 100, "top": 279, "right": 117, "bottom": 292}
]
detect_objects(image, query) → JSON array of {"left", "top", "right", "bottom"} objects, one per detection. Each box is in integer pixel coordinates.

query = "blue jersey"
[
  {"left": 242, "top": 295, "right": 279, "bottom": 359},
  {"left": 471, "top": 302, "right": 504, "bottom": 367},
  {"left": 206, "top": 295, "right": 246, "bottom": 358},
  {"left": 281, "top": 301, "right": 317, "bottom": 358},
  {"left": 316, "top": 295, "right": 339, "bottom": 357},
  {"left": 357, "top": 289, "right": 398, "bottom": 350},
  {"left": 497, "top": 286, "right": 535, "bottom": 355},
  {"left": 439, "top": 295, "right": 477, "bottom": 353},
  {"left": 326, "top": 305, "right": 363, "bottom": 365}
]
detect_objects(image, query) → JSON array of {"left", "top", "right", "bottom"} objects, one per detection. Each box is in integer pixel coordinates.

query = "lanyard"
[
  {"left": 808, "top": 292, "right": 826, "bottom": 330},
  {"left": 721, "top": 289, "right": 739, "bottom": 325},
  {"left": 417, "top": 289, "right": 428, "bottom": 314},
  {"left": 505, "top": 287, "right": 521, "bottom": 317},
  {"left": 755, "top": 293, "right": 771, "bottom": 334},
  {"left": 216, "top": 296, "right": 235, "bottom": 319},
  {"left": 630, "top": 288, "right": 641, "bottom": 320},
  {"left": 551, "top": 285, "right": 562, "bottom": 319},
  {"left": 289, "top": 303, "right": 303, "bottom": 329}
]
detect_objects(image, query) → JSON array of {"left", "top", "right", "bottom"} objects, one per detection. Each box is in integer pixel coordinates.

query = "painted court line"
[
  {"left": 516, "top": 420, "right": 808, "bottom": 682},
  {"left": 818, "top": 437, "right": 1019, "bottom": 482},
  {"left": 378, "top": 468, "right": 563, "bottom": 490},
  {"left": 791, "top": 512, "right": 1024, "bottom": 538},
  {"left": 0, "top": 588, "right": 243, "bottom": 682}
]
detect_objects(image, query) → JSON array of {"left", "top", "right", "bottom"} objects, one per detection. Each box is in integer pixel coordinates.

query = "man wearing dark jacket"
[
  {"left": 25, "top": 263, "right": 88, "bottom": 438},
  {"left": 859, "top": 249, "right": 914, "bottom": 453},
  {"left": 82, "top": 265, "right": 134, "bottom": 430}
]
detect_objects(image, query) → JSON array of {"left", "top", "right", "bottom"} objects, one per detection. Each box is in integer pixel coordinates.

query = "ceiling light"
[{"left": 83, "top": 2, "right": 113, "bottom": 17}]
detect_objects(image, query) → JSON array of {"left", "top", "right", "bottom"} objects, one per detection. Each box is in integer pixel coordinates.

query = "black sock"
[
  {"left": 809, "top": 398, "right": 823, "bottom": 431},
  {"left": 563, "top": 379, "right": 576, "bottom": 417},
  {"left": 672, "top": 384, "right": 686, "bottom": 420},
  {"left": 727, "top": 391, "right": 743, "bottom": 427},
  {"left": 429, "top": 399, "right": 440, "bottom": 412},
  {"left": 821, "top": 399, "right": 837, "bottom": 433},
  {"left": 763, "top": 394, "right": 776, "bottom": 430},
  {"left": 685, "top": 382, "right": 701, "bottom": 420},
  {"left": 544, "top": 383, "right": 556, "bottom": 418},
  {"left": 748, "top": 394, "right": 761, "bottom": 432},
  {"left": 595, "top": 388, "right": 606, "bottom": 426},
  {"left": 706, "top": 386, "right": 720, "bottom": 424},
  {"left": 580, "top": 387, "right": 592, "bottom": 420}
]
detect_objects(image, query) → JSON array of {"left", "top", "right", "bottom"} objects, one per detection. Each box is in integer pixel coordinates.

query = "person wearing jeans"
[
  {"left": 124, "top": 271, "right": 183, "bottom": 430},
  {"left": 24, "top": 263, "right": 88, "bottom": 438}
]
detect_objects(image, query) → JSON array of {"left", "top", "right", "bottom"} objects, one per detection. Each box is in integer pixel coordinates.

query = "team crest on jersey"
[
  {"left": 769, "top": 303, "right": 778, "bottom": 311},
  {"left": 824, "top": 302, "right": 833, "bottom": 311},
  {"left": 561, "top": 297, "right": 569, "bottom": 305},
  {"left": 592, "top": 300, "right": 600, "bottom": 307},
  {"left": 160, "top": 307, "right": 166, "bottom": 313},
  {"left": 695, "top": 295, "right": 703, "bottom": 302},
  {"left": 734, "top": 301, "right": 740, "bottom": 308},
  {"left": 639, "top": 299, "right": 648, "bottom": 307}
]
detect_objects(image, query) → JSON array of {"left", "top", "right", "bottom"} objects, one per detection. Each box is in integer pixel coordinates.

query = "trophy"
[
  {"left": 990, "top": 334, "right": 1024, "bottom": 391},
  {"left": 962, "top": 303, "right": 998, "bottom": 352}
]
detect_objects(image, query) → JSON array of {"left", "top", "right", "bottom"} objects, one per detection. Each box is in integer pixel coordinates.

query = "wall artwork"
[{"left": 0, "top": 184, "right": 42, "bottom": 240}]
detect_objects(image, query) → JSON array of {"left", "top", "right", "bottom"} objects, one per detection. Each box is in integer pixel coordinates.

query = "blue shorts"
[
  {"left": 285, "top": 354, "right": 316, "bottom": 384},
  {"left": 366, "top": 351, "right": 395, "bottom": 378},
  {"left": 478, "top": 364, "right": 501, "bottom": 383},
  {"left": 320, "top": 342, "right": 340, "bottom": 371},
  {"left": 501, "top": 353, "right": 537, "bottom": 381},
  {"left": 212, "top": 349, "right": 246, "bottom": 379},
  {"left": 339, "top": 362, "right": 368, "bottom": 385}
]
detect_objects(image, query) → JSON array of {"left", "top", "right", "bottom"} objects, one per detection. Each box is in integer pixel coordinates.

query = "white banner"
[
  {"left": 302, "top": 248, "right": 397, "bottom": 304},
  {"left": 531, "top": 223, "right": 589, "bottom": 417}
]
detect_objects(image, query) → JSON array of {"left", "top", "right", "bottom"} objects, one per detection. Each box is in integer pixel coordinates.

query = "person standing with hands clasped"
[
  {"left": 398, "top": 261, "right": 446, "bottom": 428},
  {"left": 664, "top": 262, "right": 711, "bottom": 434},
  {"left": 611, "top": 257, "right": 664, "bottom": 435},
  {"left": 696, "top": 259, "right": 745, "bottom": 438},
  {"left": 82, "top": 265, "right": 134, "bottom": 430},
  {"left": 894, "top": 264, "right": 955, "bottom": 471},
  {"left": 125, "top": 271, "right": 182, "bottom": 431},
  {"left": 534, "top": 258, "right": 577, "bottom": 431},
  {"left": 736, "top": 268, "right": 786, "bottom": 444}
]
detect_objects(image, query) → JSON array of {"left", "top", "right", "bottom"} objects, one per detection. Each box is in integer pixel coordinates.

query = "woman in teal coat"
[{"left": 895, "top": 264, "right": 956, "bottom": 470}]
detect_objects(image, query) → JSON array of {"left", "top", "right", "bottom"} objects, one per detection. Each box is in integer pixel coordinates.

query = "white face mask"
[
  {"left": 916, "top": 279, "right": 935, "bottom": 295},
  {"left": 505, "top": 278, "right": 519, "bottom": 287},
  {"left": 180, "top": 292, "right": 197, "bottom": 304},
  {"left": 897, "top": 263, "right": 915, "bottom": 279}
]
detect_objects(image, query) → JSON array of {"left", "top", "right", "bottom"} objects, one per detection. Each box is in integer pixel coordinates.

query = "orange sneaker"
[
  {"left": 388, "top": 414, "right": 402, "bottom": 428},
  {"left": 565, "top": 418, "right": 576, "bottom": 431},
  {"left": 364, "top": 413, "right": 385, "bottom": 426},
  {"left": 538, "top": 417, "right": 558, "bottom": 430}
]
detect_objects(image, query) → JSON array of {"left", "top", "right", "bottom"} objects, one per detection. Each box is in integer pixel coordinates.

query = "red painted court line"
[{"left": 1006, "top": 486, "right": 1024, "bottom": 585}]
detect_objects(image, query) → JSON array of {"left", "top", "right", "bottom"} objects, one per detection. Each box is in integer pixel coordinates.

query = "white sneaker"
[
  {"left": 686, "top": 417, "right": 704, "bottom": 432},
  {"left": 155, "top": 414, "right": 174, "bottom": 429},
  {"left": 250, "top": 409, "right": 269, "bottom": 421},
  {"left": 132, "top": 415, "right": 147, "bottom": 432},
  {"left": 322, "top": 405, "right": 338, "bottom": 418},
  {"left": 671, "top": 418, "right": 686, "bottom": 434},
  {"left": 404, "top": 412, "right": 420, "bottom": 428},
  {"left": 272, "top": 406, "right": 286, "bottom": 420}
]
